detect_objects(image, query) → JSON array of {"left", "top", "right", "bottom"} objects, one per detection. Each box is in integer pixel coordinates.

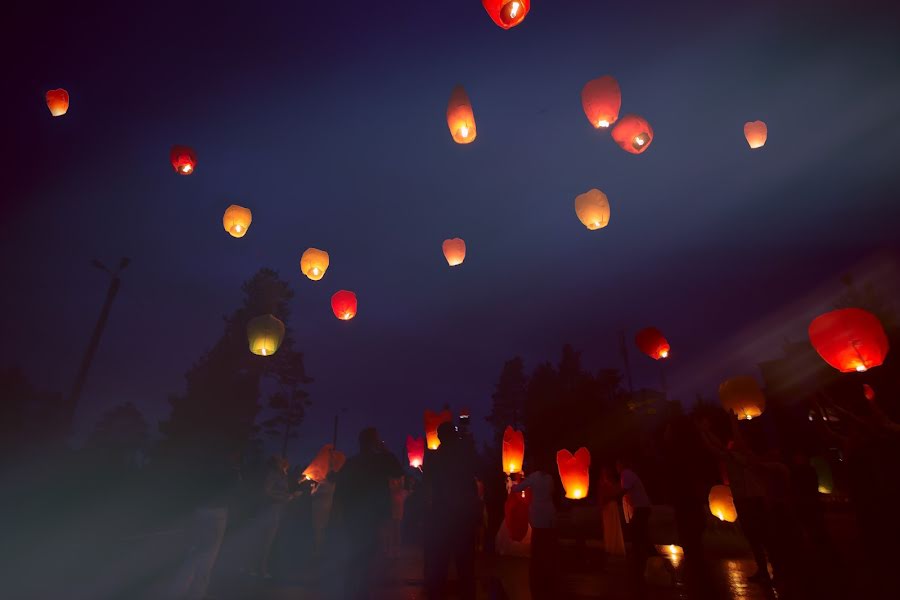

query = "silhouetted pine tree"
[{"left": 485, "top": 356, "right": 527, "bottom": 441}]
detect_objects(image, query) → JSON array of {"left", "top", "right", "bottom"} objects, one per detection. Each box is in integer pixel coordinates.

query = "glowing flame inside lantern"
[
  {"left": 598, "top": 119, "right": 609, "bottom": 128},
  {"left": 181, "top": 164, "right": 192, "bottom": 174},
  {"left": 460, "top": 126, "right": 469, "bottom": 139},
  {"left": 633, "top": 133, "right": 650, "bottom": 149},
  {"left": 659, "top": 349, "right": 669, "bottom": 358},
  {"left": 855, "top": 364, "right": 866, "bottom": 372},
  {"left": 500, "top": 1, "right": 525, "bottom": 26}
]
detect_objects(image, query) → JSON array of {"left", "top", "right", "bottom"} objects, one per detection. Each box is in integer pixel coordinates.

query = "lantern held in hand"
[
  {"left": 581, "top": 76, "right": 621, "bottom": 129},
  {"left": 222, "top": 205, "right": 252, "bottom": 238},
  {"left": 557, "top": 447, "right": 591, "bottom": 500},
  {"left": 300, "top": 248, "right": 330, "bottom": 281},
  {"left": 331, "top": 290, "right": 357, "bottom": 321},
  {"left": 170, "top": 145, "right": 197, "bottom": 175},
  {"left": 744, "top": 121, "right": 767, "bottom": 149},
  {"left": 447, "top": 85, "right": 477, "bottom": 144},
  {"left": 708, "top": 485, "right": 738, "bottom": 522},
  {"left": 611, "top": 114, "right": 654, "bottom": 154},
  {"left": 574, "top": 189, "right": 611, "bottom": 230},
  {"left": 424, "top": 409, "right": 453, "bottom": 450},
  {"left": 407, "top": 436, "right": 425, "bottom": 468},
  {"left": 719, "top": 376, "right": 766, "bottom": 421},
  {"left": 636, "top": 327, "right": 670, "bottom": 360},
  {"left": 45, "top": 89, "right": 69, "bottom": 117},
  {"left": 502, "top": 426, "right": 525, "bottom": 474},
  {"left": 808, "top": 308, "right": 889, "bottom": 373},
  {"left": 303, "top": 444, "right": 338, "bottom": 483},
  {"left": 247, "top": 314, "right": 285, "bottom": 357}
]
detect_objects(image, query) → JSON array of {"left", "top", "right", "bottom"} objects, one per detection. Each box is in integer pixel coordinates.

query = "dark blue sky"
[{"left": 4, "top": 0, "right": 900, "bottom": 463}]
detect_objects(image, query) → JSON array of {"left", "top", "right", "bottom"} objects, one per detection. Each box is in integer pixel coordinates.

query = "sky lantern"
[
  {"left": 447, "top": 85, "right": 477, "bottom": 144},
  {"left": 718, "top": 376, "right": 766, "bottom": 421},
  {"left": 611, "top": 114, "right": 654, "bottom": 154},
  {"left": 407, "top": 435, "right": 425, "bottom": 468},
  {"left": 247, "top": 314, "right": 285, "bottom": 357},
  {"left": 170, "top": 145, "right": 197, "bottom": 175},
  {"left": 744, "top": 120, "right": 768, "bottom": 149},
  {"left": 808, "top": 308, "right": 889, "bottom": 373},
  {"left": 303, "top": 444, "right": 339, "bottom": 483},
  {"left": 635, "top": 327, "right": 670, "bottom": 360},
  {"left": 574, "top": 189, "right": 611, "bottom": 230},
  {"left": 45, "top": 89, "right": 69, "bottom": 117},
  {"left": 863, "top": 384, "right": 875, "bottom": 401},
  {"left": 222, "top": 205, "right": 252, "bottom": 238},
  {"left": 708, "top": 485, "right": 738, "bottom": 522},
  {"left": 505, "top": 487, "right": 532, "bottom": 542},
  {"left": 331, "top": 290, "right": 357, "bottom": 321},
  {"left": 810, "top": 457, "right": 834, "bottom": 494},
  {"left": 557, "top": 447, "right": 590, "bottom": 500},
  {"left": 502, "top": 426, "right": 525, "bottom": 474},
  {"left": 300, "top": 248, "right": 330, "bottom": 281},
  {"left": 424, "top": 409, "right": 453, "bottom": 450},
  {"left": 442, "top": 238, "right": 466, "bottom": 267},
  {"left": 581, "top": 76, "right": 621, "bottom": 129},
  {"left": 482, "top": 0, "right": 530, "bottom": 29}
]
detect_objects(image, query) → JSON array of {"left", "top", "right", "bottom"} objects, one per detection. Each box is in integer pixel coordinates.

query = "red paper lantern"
[
  {"left": 557, "top": 447, "right": 591, "bottom": 500},
  {"left": 442, "top": 238, "right": 467, "bottom": 266},
  {"left": 635, "top": 327, "right": 670, "bottom": 360},
  {"left": 502, "top": 426, "right": 525, "bottom": 474},
  {"left": 170, "top": 145, "right": 197, "bottom": 175},
  {"left": 581, "top": 76, "right": 621, "bottom": 129},
  {"left": 406, "top": 435, "right": 425, "bottom": 468},
  {"left": 424, "top": 409, "right": 453, "bottom": 450},
  {"left": 482, "top": 0, "right": 530, "bottom": 29},
  {"left": 505, "top": 487, "right": 532, "bottom": 541},
  {"left": 331, "top": 290, "right": 358, "bottom": 321},
  {"left": 863, "top": 384, "right": 876, "bottom": 401},
  {"left": 808, "top": 308, "right": 889, "bottom": 373},
  {"left": 611, "top": 114, "right": 654, "bottom": 154},
  {"left": 45, "top": 89, "right": 69, "bottom": 117}
]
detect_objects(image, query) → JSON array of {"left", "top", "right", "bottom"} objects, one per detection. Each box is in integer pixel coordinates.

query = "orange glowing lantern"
[
  {"left": 581, "top": 76, "right": 621, "bottom": 129},
  {"left": 708, "top": 485, "right": 738, "bottom": 522},
  {"left": 170, "top": 145, "right": 197, "bottom": 175},
  {"left": 557, "top": 447, "right": 590, "bottom": 500},
  {"left": 222, "top": 205, "right": 252, "bottom": 238},
  {"left": 303, "top": 444, "right": 339, "bottom": 483},
  {"left": 300, "top": 248, "right": 330, "bottom": 281},
  {"left": 407, "top": 435, "right": 425, "bottom": 468},
  {"left": 863, "top": 384, "right": 875, "bottom": 401},
  {"left": 808, "top": 308, "right": 889, "bottom": 373},
  {"left": 442, "top": 238, "right": 467, "bottom": 267},
  {"left": 574, "top": 189, "right": 611, "bottom": 230},
  {"left": 635, "top": 327, "right": 670, "bottom": 360},
  {"left": 611, "top": 114, "right": 654, "bottom": 154},
  {"left": 655, "top": 544, "right": 684, "bottom": 569},
  {"left": 331, "top": 290, "right": 357, "bottom": 321},
  {"left": 447, "top": 85, "right": 477, "bottom": 144},
  {"left": 424, "top": 409, "right": 453, "bottom": 450},
  {"left": 718, "top": 376, "right": 766, "bottom": 421},
  {"left": 505, "top": 487, "right": 532, "bottom": 541},
  {"left": 247, "top": 314, "right": 285, "bottom": 357},
  {"left": 502, "top": 426, "right": 525, "bottom": 474},
  {"left": 743, "top": 120, "right": 767, "bottom": 149},
  {"left": 482, "top": 0, "right": 530, "bottom": 29},
  {"left": 45, "top": 89, "right": 69, "bottom": 117}
]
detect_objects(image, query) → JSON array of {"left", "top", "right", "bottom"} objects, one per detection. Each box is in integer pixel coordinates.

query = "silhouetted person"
[
  {"left": 424, "top": 422, "right": 480, "bottom": 600},
  {"left": 331, "top": 427, "right": 403, "bottom": 598},
  {"left": 615, "top": 457, "right": 653, "bottom": 592},
  {"left": 311, "top": 470, "right": 336, "bottom": 555},
  {"left": 511, "top": 453, "right": 558, "bottom": 600},
  {"left": 255, "top": 456, "right": 296, "bottom": 579},
  {"left": 790, "top": 451, "right": 828, "bottom": 547},
  {"left": 597, "top": 465, "right": 625, "bottom": 557}
]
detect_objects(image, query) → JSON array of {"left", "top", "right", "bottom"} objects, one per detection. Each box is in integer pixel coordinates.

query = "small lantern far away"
[
  {"left": 581, "top": 76, "right": 621, "bottom": 129},
  {"left": 303, "top": 444, "right": 339, "bottom": 483},
  {"left": 744, "top": 120, "right": 767, "bottom": 149},
  {"left": 424, "top": 409, "right": 453, "bottom": 450},
  {"left": 808, "top": 308, "right": 889, "bottom": 373},
  {"left": 611, "top": 114, "right": 654, "bottom": 154},
  {"left": 574, "top": 189, "right": 611, "bottom": 230},
  {"left": 502, "top": 426, "right": 525, "bottom": 474},
  {"left": 170, "top": 145, "right": 197, "bottom": 175},
  {"left": 331, "top": 290, "right": 357, "bottom": 321},
  {"left": 407, "top": 435, "right": 425, "bottom": 468},
  {"left": 557, "top": 447, "right": 590, "bottom": 500},
  {"left": 222, "top": 205, "right": 252, "bottom": 238},
  {"left": 708, "top": 484, "right": 738, "bottom": 522},
  {"left": 719, "top": 376, "right": 766, "bottom": 421},
  {"left": 636, "top": 327, "right": 670, "bottom": 360},
  {"left": 300, "top": 248, "right": 330, "bottom": 281},
  {"left": 505, "top": 487, "right": 532, "bottom": 542},
  {"left": 482, "top": 0, "right": 530, "bottom": 30},
  {"left": 810, "top": 456, "right": 834, "bottom": 494},
  {"left": 442, "top": 238, "right": 467, "bottom": 267},
  {"left": 447, "top": 85, "right": 477, "bottom": 144},
  {"left": 247, "top": 314, "right": 285, "bottom": 357},
  {"left": 45, "top": 89, "right": 69, "bottom": 117},
  {"left": 863, "top": 383, "right": 875, "bottom": 401}
]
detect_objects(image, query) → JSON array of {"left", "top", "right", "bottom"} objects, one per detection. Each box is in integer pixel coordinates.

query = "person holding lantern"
[
  {"left": 510, "top": 453, "right": 558, "bottom": 600},
  {"left": 613, "top": 457, "right": 653, "bottom": 589}
]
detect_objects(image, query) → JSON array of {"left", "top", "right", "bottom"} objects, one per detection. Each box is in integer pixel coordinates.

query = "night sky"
[{"left": 5, "top": 1, "right": 900, "bottom": 463}]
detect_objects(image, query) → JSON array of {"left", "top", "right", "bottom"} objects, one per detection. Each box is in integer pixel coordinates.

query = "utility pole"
[{"left": 64, "top": 257, "right": 130, "bottom": 431}]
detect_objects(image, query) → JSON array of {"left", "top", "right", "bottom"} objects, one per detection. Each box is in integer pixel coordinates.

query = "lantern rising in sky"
[
  {"left": 708, "top": 485, "right": 738, "bottom": 522},
  {"left": 45, "top": 89, "right": 69, "bottom": 117},
  {"left": 447, "top": 85, "right": 477, "bottom": 144},
  {"left": 743, "top": 120, "right": 768, "bottom": 149},
  {"left": 331, "top": 290, "right": 357, "bottom": 321},
  {"left": 169, "top": 145, "right": 197, "bottom": 175},
  {"left": 442, "top": 238, "right": 467, "bottom": 267},
  {"left": 482, "top": 0, "right": 530, "bottom": 29},
  {"left": 636, "top": 327, "right": 670, "bottom": 360},
  {"left": 581, "top": 76, "right": 621, "bottom": 129},
  {"left": 557, "top": 447, "right": 590, "bottom": 500},
  {"left": 502, "top": 426, "right": 525, "bottom": 474},
  {"left": 718, "top": 376, "right": 766, "bottom": 421},
  {"left": 300, "top": 248, "right": 330, "bottom": 281},
  {"left": 406, "top": 435, "right": 425, "bottom": 468},
  {"left": 424, "top": 409, "right": 453, "bottom": 450},
  {"left": 247, "top": 314, "right": 285, "bottom": 357},
  {"left": 808, "top": 308, "right": 889, "bottom": 373},
  {"left": 222, "top": 204, "right": 252, "bottom": 238},
  {"left": 574, "top": 189, "right": 611, "bottom": 230},
  {"left": 611, "top": 114, "right": 654, "bottom": 154}
]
